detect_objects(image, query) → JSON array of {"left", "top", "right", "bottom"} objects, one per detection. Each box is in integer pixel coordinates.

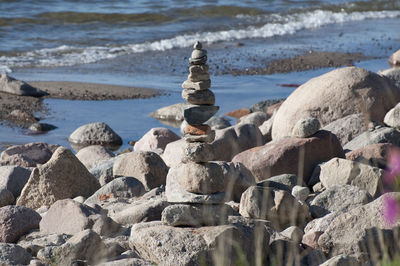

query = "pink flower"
[
  {"left": 383, "top": 194, "right": 400, "bottom": 226},
  {"left": 383, "top": 147, "right": 400, "bottom": 186}
]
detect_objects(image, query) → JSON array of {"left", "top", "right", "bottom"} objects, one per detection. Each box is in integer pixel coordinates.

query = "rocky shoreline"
[{"left": 0, "top": 48, "right": 399, "bottom": 265}]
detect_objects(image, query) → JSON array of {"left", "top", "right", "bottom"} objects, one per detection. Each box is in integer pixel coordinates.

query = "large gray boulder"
[
  {"left": 379, "top": 67, "right": 400, "bottom": 88},
  {"left": 0, "top": 189, "right": 14, "bottom": 207},
  {"left": 319, "top": 158, "right": 383, "bottom": 197},
  {"left": 84, "top": 176, "right": 146, "bottom": 205},
  {"left": 239, "top": 186, "right": 310, "bottom": 229},
  {"left": 166, "top": 161, "right": 255, "bottom": 203},
  {"left": 0, "top": 166, "right": 31, "bottom": 198},
  {"left": 0, "top": 74, "right": 47, "bottom": 96},
  {"left": 0, "top": 142, "right": 59, "bottom": 167},
  {"left": 0, "top": 243, "right": 32, "bottom": 265},
  {"left": 306, "top": 193, "right": 400, "bottom": 258},
  {"left": 388, "top": 49, "right": 400, "bottom": 67},
  {"left": 16, "top": 147, "right": 100, "bottom": 209},
  {"left": 37, "top": 229, "right": 108, "bottom": 265},
  {"left": 322, "top": 113, "right": 369, "bottom": 146},
  {"left": 69, "top": 122, "right": 122, "bottom": 152},
  {"left": 237, "top": 112, "right": 270, "bottom": 127},
  {"left": 211, "top": 123, "right": 265, "bottom": 162},
  {"left": 129, "top": 221, "right": 270, "bottom": 266},
  {"left": 40, "top": 199, "right": 120, "bottom": 236},
  {"left": 343, "top": 126, "right": 400, "bottom": 151},
  {"left": 272, "top": 67, "right": 400, "bottom": 140},
  {"left": 76, "top": 145, "right": 115, "bottom": 170},
  {"left": 310, "top": 185, "right": 372, "bottom": 218},
  {"left": 112, "top": 198, "right": 169, "bottom": 225},
  {"left": 0, "top": 205, "right": 41, "bottom": 243},
  {"left": 232, "top": 130, "right": 344, "bottom": 183},
  {"left": 134, "top": 127, "right": 180, "bottom": 154},
  {"left": 113, "top": 151, "right": 168, "bottom": 191}
]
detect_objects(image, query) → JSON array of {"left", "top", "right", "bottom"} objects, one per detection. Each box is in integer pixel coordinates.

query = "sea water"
[{"left": 0, "top": 0, "right": 399, "bottom": 151}]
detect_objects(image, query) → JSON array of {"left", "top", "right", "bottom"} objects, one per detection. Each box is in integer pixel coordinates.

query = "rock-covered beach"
[{"left": 0, "top": 42, "right": 400, "bottom": 265}]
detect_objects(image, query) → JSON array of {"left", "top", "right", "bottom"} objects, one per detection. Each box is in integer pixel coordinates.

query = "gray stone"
[
  {"left": 76, "top": 145, "right": 115, "bottom": 170},
  {"left": 112, "top": 199, "right": 169, "bottom": 225},
  {"left": 134, "top": 127, "right": 180, "bottom": 154},
  {"left": 161, "top": 139, "right": 186, "bottom": 167},
  {"left": 239, "top": 186, "right": 310, "bottom": 229},
  {"left": 149, "top": 102, "right": 186, "bottom": 121},
  {"left": 182, "top": 88, "right": 215, "bottom": 105},
  {"left": 0, "top": 243, "right": 31, "bottom": 265},
  {"left": 28, "top": 122, "right": 57, "bottom": 132},
  {"left": 17, "top": 231, "right": 70, "bottom": 256},
  {"left": 0, "top": 205, "right": 41, "bottom": 243},
  {"left": 0, "top": 189, "right": 14, "bottom": 207},
  {"left": 319, "top": 254, "right": 360, "bottom": 266},
  {"left": 113, "top": 151, "right": 168, "bottom": 191},
  {"left": 205, "top": 116, "right": 231, "bottom": 130},
  {"left": 184, "top": 131, "right": 216, "bottom": 143},
  {"left": 322, "top": 113, "right": 369, "bottom": 146},
  {"left": 257, "top": 174, "right": 305, "bottom": 192},
  {"left": 85, "top": 177, "right": 146, "bottom": 205},
  {"left": 0, "top": 74, "right": 47, "bottom": 96},
  {"left": 90, "top": 157, "right": 117, "bottom": 180},
  {"left": 384, "top": 102, "right": 400, "bottom": 128},
  {"left": 40, "top": 199, "right": 120, "bottom": 236},
  {"left": 183, "top": 142, "right": 214, "bottom": 163},
  {"left": 379, "top": 67, "right": 400, "bottom": 88},
  {"left": 189, "top": 64, "right": 208, "bottom": 75},
  {"left": 343, "top": 126, "right": 400, "bottom": 151},
  {"left": 259, "top": 116, "right": 274, "bottom": 142},
  {"left": 211, "top": 123, "right": 265, "bottom": 161},
  {"left": 291, "top": 117, "right": 320, "bottom": 138},
  {"left": 97, "top": 258, "right": 155, "bottom": 266},
  {"left": 0, "top": 142, "right": 59, "bottom": 167},
  {"left": 281, "top": 226, "right": 304, "bottom": 243},
  {"left": 183, "top": 104, "right": 219, "bottom": 125},
  {"left": 129, "top": 221, "right": 270, "bottom": 266},
  {"left": 237, "top": 111, "right": 270, "bottom": 127},
  {"left": 68, "top": 122, "right": 123, "bottom": 152},
  {"left": 315, "top": 193, "right": 400, "bottom": 258},
  {"left": 319, "top": 157, "right": 383, "bottom": 197},
  {"left": 291, "top": 185, "right": 310, "bottom": 202},
  {"left": 182, "top": 79, "right": 211, "bottom": 91},
  {"left": 165, "top": 163, "right": 226, "bottom": 204},
  {"left": 173, "top": 162, "right": 226, "bottom": 195},
  {"left": 0, "top": 165, "right": 31, "bottom": 198},
  {"left": 188, "top": 73, "right": 210, "bottom": 82},
  {"left": 16, "top": 147, "right": 100, "bottom": 209},
  {"left": 191, "top": 49, "right": 207, "bottom": 60},
  {"left": 388, "top": 49, "right": 400, "bottom": 67},
  {"left": 310, "top": 185, "right": 372, "bottom": 218},
  {"left": 250, "top": 99, "right": 284, "bottom": 113},
  {"left": 37, "top": 229, "right": 107, "bottom": 265},
  {"left": 272, "top": 67, "right": 400, "bottom": 140},
  {"left": 161, "top": 204, "right": 235, "bottom": 226}
]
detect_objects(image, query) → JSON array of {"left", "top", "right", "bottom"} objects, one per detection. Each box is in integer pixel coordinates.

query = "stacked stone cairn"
[{"left": 162, "top": 41, "right": 234, "bottom": 227}]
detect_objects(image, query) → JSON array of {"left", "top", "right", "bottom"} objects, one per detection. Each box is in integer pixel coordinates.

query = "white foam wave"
[
  {"left": 1, "top": 9, "right": 400, "bottom": 68},
  {"left": 0, "top": 65, "right": 12, "bottom": 74}
]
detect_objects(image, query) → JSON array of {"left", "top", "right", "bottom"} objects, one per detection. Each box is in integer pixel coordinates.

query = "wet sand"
[
  {"left": 0, "top": 82, "right": 163, "bottom": 127},
  {"left": 226, "top": 51, "right": 372, "bottom": 75}
]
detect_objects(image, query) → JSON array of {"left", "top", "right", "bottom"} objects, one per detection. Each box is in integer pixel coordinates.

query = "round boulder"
[
  {"left": 68, "top": 122, "right": 122, "bottom": 152},
  {"left": 272, "top": 67, "right": 400, "bottom": 140},
  {"left": 389, "top": 49, "right": 400, "bottom": 67},
  {"left": 291, "top": 117, "right": 320, "bottom": 138}
]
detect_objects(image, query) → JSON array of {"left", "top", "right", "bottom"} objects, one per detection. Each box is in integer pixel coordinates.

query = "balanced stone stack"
[
  {"left": 162, "top": 42, "right": 233, "bottom": 227},
  {"left": 181, "top": 41, "right": 219, "bottom": 161}
]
